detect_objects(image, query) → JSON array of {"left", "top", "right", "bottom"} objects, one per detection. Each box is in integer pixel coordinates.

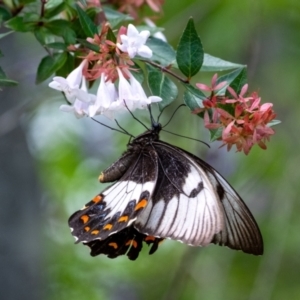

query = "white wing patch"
[
  {"left": 75, "top": 179, "right": 157, "bottom": 243},
  {"left": 136, "top": 156, "right": 225, "bottom": 246},
  {"left": 102, "top": 180, "right": 154, "bottom": 222}
]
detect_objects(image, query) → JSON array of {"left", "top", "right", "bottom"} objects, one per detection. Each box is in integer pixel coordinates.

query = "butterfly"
[{"left": 68, "top": 122, "right": 263, "bottom": 260}]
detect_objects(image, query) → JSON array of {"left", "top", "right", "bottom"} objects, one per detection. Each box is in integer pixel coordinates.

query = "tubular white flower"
[
  {"left": 128, "top": 72, "right": 162, "bottom": 109},
  {"left": 117, "top": 24, "right": 152, "bottom": 59},
  {"left": 88, "top": 73, "right": 118, "bottom": 119},
  {"left": 59, "top": 77, "right": 94, "bottom": 118},
  {"left": 116, "top": 68, "right": 135, "bottom": 110},
  {"left": 49, "top": 59, "right": 89, "bottom": 103}
]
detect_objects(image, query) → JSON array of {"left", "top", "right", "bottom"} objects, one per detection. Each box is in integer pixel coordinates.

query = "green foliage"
[
  {"left": 183, "top": 84, "right": 207, "bottom": 110},
  {"left": 176, "top": 18, "right": 203, "bottom": 78},
  {"left": 76, "top": 4, "right": 99, "bottom": 37},
  {"left": 0, "top": 66, "right": 18, "bottom": 87},
  {"left": 146, "top": 36, "right": 176, "bottom": 66},
  {"left": 201, "top": 53, "right": 244, "bottom": 72},
  {"left": 36, "top": 53, "right": 68, "bottom": 84},
  {"left": 147, "top": 66, "right": 178, "bottom": 110}
]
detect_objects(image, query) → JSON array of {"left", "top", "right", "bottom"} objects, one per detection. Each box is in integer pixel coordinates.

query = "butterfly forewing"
[
  {"left": 68, "top": 147, "right": 159, "bottom": 244},
  {"left": 164, "top": 144, "right": 264, "bottom": 255},
  {"left": 135, "top": 142, "right": 225, "bottom": 247},
  {"left": 211, "top": 172, "right": 263, "bottom": 255}
]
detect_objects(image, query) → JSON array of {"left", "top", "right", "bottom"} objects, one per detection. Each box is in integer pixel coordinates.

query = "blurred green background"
[{"left": 1, "top": 0, "right": 299, "bottom": 299}]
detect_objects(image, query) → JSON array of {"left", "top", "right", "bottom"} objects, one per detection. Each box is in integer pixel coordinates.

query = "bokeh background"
[{"left": 1, "top": 0, "right": 299, "bottom": 299}]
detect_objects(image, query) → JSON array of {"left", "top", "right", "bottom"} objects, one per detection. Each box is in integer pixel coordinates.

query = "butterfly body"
[{"left": 69, "top": 123, "right": 263, "bottom": 260}]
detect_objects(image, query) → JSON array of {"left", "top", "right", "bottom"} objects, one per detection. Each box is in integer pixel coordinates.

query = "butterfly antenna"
[
  {"left": 162, "top": 104, "right": 186, "bottom": 129},
  {"left": 123, "top": 100, "right": 149, "bottom": 130},
  {"left": 114, "top": 119, "right": 135, "bottom": 138},
  {"left": 91, "top": 118, "right": 134, "bottom": 138},
  {"left": 162, "top": 129, "right": 210, "bottom": 148},
  {"left": 157, "top": 105, "right": 169, "bottom": 123}
]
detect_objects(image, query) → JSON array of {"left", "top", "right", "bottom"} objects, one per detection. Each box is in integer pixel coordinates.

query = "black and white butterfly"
[{"left": 68, "top": 122, "right": 263, "bottom": 260}]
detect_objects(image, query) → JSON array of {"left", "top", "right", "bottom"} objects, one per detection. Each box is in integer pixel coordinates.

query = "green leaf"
[
  {"left": 176, "top": 18, "right": 203, "bottom": 78},
  {"left": 106, "top": 27, "right": 116, "bottom": 43},
  {"left": 147, "top": 68, "right": 178, "bottom": 110},
  {"left": 5, "top": 16, "right": 36, "bottom": 32},
  {"left": 44, "top": 2, "right": 66, "bottom": 19},
  {"left": 184, "top": 83, "right": 207, "bottom": 100},
  {"left": 0, "top": 7, "right": 12, "bottom": 22},
  {"left": 23, "top": 12, "right": 39, "bottom": 22},
  {"left": 0, "top": 31, "right": 13, "bottom": 40},
  {"left": 145, "top": 37, "right": 176, "bottom": 66},
  {"left": 45, "top": 42, "right": 68, "bottom": 50},
  {"left": 268, "top": 120, "right": 281, "bottom": 127},
  {"left": 0, "top": 77, "right": 18, "bottom": 87},
  {"left": 45, "top": 19, "right": 76, "bottom": 44},
  {"left": 56, "top": 53, "right": 75, "bottom": 78},
  {"left": 217, "top": 67, "right": 248, "bottom": 96},
  {"left": 209, "top": 127, "right": 223, "bottom": 142},
  {"left": 77, "top": 38, "right": 100, "bottom": 52},
  {"left": 201, "top": 54, "right": 244, "bottom": 72},
  {"left": 225, "top": 67, "right": 247, "bottom": 96},
  {"left": 183, "top": 84, "right": 207, "bottom": 111},
  {"left": 103, "top": 7, "right": 133, "bottom": 28},
  {"left": 34, "top": 26, "right": 52, "bottom": 46},
  {"left": 0, "top": 66, "right": 18, "bottom": 87},
  {"left": 183, "top": 90, "right": 202, "bottom": 111},
  {"left": 36, "top": 53, "right": 68, "bottom": 84},
  {"left": 76, "top": 4, "right": 98, "bottom": 37},
  {"left": 131, "top": 62, "right": 144, "bottom": 83}
]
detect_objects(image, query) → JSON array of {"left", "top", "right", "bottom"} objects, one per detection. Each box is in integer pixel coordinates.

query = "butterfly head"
[{"left": 151, "top": 121, "right": 162, "bottom": 133}]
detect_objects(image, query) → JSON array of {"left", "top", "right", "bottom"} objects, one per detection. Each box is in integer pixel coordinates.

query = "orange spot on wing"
[
  {"left": 80, "top": 215, "right": 89, "bottom": 224},
  {"left": 125, "top": 239, "right": 138, "bottom": 248},
  {"left": 91, "top": 230, "right": 99, "bottom": 235},
  {"left": 103, "top": 224, "right": 112, "bottom": 230},
  {"left": 92, "top": 195, "right": 102, "bottom": 203},
  {"left": 134, "top": 199, "right": 148, "bottom": 211},
  {"left": 84, "top": 226, "right": 90, "bottom": 232},
  {"left": 118, "top": 216, "right": 129, "bottom": 223},
  {"left": 144, "top": 236, "right": 156, "bottom": 242},
  {"left": 108, "top": 242, "right": 118, "bottom": 249}
]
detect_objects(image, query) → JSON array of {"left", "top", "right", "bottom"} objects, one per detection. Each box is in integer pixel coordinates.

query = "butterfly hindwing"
[
  {"left": 68, "top": 147, "right": 158, "bottom": 244},
  {"left": 84, "top": 225, "right": 164, "bottom": 260}
]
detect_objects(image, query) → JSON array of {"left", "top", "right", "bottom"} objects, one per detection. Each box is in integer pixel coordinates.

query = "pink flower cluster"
[{"left": 194, "top": 74, "right": 276, "bottom": 155}]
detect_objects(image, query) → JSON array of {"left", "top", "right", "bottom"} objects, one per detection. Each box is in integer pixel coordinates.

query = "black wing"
[
  {"left": 135, "top": 142, "right": 225, "bottom": 247},
  {"left": 136, "top": 141, "right": 263, "bottom": 255},
  {"left": 84, "top": 225, "right": 164, "bottom": 260},
  {"left": 68, "top": 147, "right": 158, "bottom": 245}
]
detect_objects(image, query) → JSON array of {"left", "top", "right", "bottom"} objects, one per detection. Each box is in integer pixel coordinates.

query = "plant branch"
[{"left": 142, "top": 60, "right": 190, "bottom": 84}]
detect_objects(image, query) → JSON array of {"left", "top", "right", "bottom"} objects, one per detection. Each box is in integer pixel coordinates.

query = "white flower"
[
  {"left": 49, "top": 59, "right": 89, "bottom": 103},
  {"left": 59, "top": 77, "right": 94, "bottom": 118},
  {"left": 49, "top": 59, "right": 98, "bottom": 118},
  {"left": 128, "top": 72, "right": 162, "bottom": 109},
  {"left": 115, "top": 68, "right": 162, "bottom": 111},
  {"left": 117, "top": 24, "right": 152, "bottom": 59},
  {"left": 88, "top": 73, "right": 118, "bottom": 119}
]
